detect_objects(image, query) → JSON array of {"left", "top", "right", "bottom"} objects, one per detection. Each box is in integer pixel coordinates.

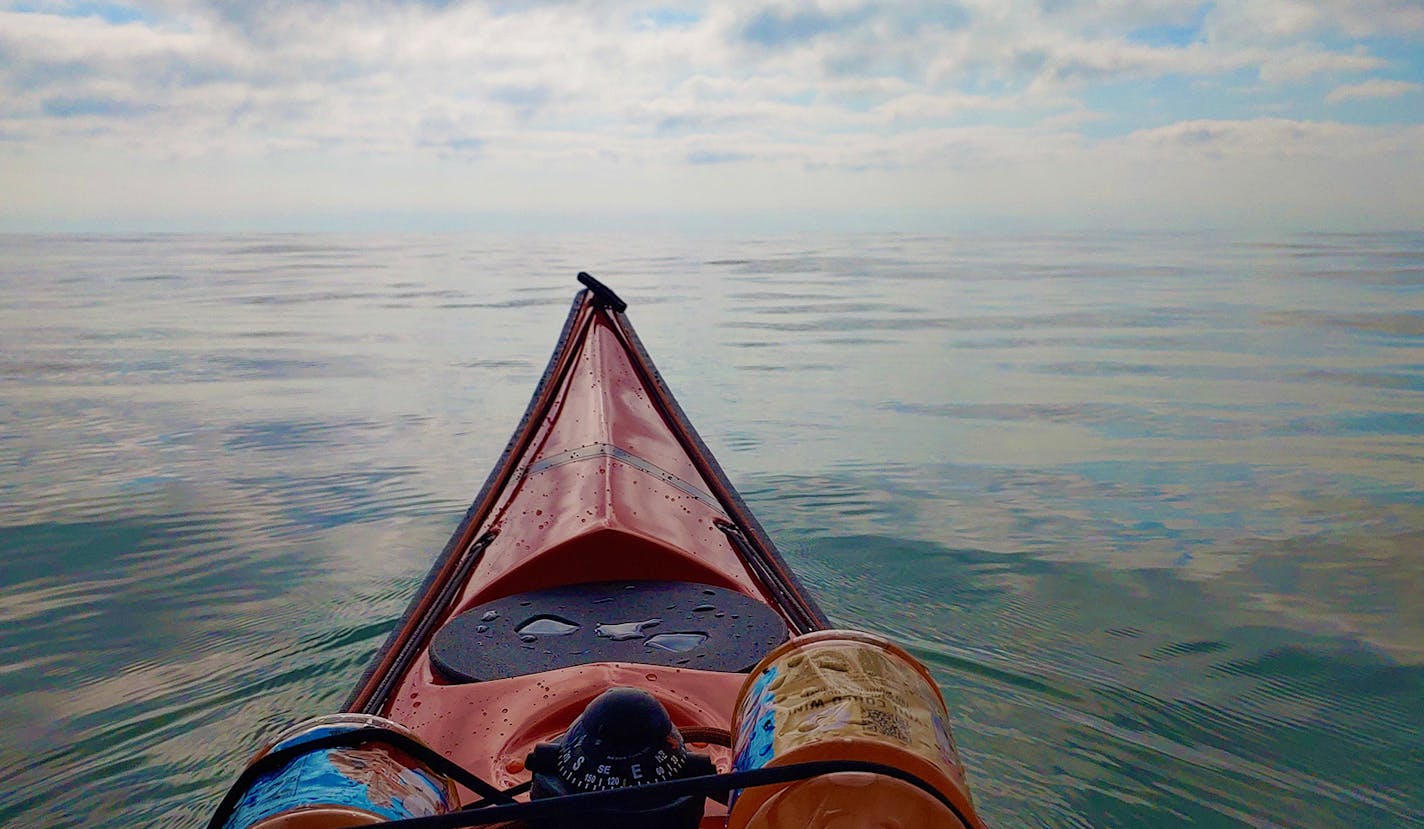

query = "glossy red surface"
[
  {"left": 375, "top": 300, "right": 784, "bottom": 820},
  {"left": 453, "top": 310, "right": 766, "bottom": 604},
  {"left": 387, "top": 663, "right": 740, "bottom": 821}
]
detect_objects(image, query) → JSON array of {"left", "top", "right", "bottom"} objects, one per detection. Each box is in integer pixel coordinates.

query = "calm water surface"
[{"left": 1, "top": 232, "right": 1421, "bottom": 827}]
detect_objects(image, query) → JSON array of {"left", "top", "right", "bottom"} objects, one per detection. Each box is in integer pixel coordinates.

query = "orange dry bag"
[{"left": 728, "top": 630, "right": 987, "bottom": 829}]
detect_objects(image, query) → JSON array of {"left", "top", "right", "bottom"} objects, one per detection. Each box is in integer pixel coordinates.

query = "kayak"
[{"left": 209, "top": 274, "right": 989, "bottom": 829}]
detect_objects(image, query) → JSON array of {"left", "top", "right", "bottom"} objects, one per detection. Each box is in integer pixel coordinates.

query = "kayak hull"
[{"left": 343, "top": 283, "right": 828, "bottom": 823}]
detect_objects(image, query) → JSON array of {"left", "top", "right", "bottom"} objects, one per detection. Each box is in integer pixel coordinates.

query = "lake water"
[{"left": 1, "top": 232, "right": 1420, "bottom": 827}]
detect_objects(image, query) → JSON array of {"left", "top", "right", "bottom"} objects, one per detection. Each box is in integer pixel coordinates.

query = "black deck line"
[
  {"left": 609, "top": 307, "right": 831, "bottom": 633},
  {"left": 344, "top": 290, "right": 591, "bottom": 713},
  {"left": 360, "top": 531, "right": 495, "bottom": 713}
]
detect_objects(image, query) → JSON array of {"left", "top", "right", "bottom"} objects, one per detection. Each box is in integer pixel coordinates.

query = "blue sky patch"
[
  {"left": 687, "top": 150, "right": 752, "bottom": 165},
  {"left": 18, "top": 1, "right": 148, "bottom": 24},
  {"left": 1127, "top": 3, "right": 1210, "bottom": 47},
  {"left": 1076, "top": 71, "right": 1259, "bottom": 138},
  {"left": 41, "top": 95, "right": 154, "bottom": 118},
  {"left": 741, "top": 6, "right": 874, "bottom": 48},
  {"left": 638, "top": 7, "right": 701, "bottom": 29}
]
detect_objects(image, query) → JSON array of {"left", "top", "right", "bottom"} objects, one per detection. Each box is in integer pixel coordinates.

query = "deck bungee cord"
[{"left": 207, "top": 720, "right": 968, "bottom": 829}]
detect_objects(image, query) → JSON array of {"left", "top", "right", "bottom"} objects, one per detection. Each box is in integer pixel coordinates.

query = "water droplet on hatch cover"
[
  {"left": 595, "top": 619, "right": 662, "bottom": 641},
  {"left": 644, "top": 633, "right": 709, "bottom": 653},
  {"left": 516, "top": 616, "right": 580, "bottom": 636}
]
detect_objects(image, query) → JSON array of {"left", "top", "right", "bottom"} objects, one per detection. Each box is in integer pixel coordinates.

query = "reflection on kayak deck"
[
  {"left": 515, "top": 616, "right": 581, "bottom": 637},
  {"left": 597, "top": 618, "right": 663, "bottom": 641},
  {"left": 646, "top": 633, "right": 712, "bottom": 653}
]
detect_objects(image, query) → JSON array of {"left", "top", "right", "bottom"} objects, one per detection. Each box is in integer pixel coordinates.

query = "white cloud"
[
  {"left": 1114, "top": 118, "right": 1424, "bottom": 159},
  {"left": 0, "top": 1, "right": 1421, "bottom": 229},
  {"left": 1327, "top": 79, "right": 1423, "bottom": 104},
  {"left": 1203, "top": 0, "right": 1424, "bottom": 43},
  {"left": 1255, "top": 48, "right": 1386, "bottom": 84},
  {"left": 873, "top": 91, "right": 1015, "bottom": 122}
]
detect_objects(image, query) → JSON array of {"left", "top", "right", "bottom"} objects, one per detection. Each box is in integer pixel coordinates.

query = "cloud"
[
  {"left": 1115, "top": 118, "right": 1424, "bottom": 160},
  {"left": 1327, "top": 79, "right": 1423, "bottom": 104},
  {"left": 873, "top": 91, "right": 1014, "bottom": 122},
  {"left": 1202, "top": 0, "right": 1424, "bottom": 42},
  {"left": 1257, "top": 48, "right": 1386, "bottom": 84},
  {"left": 0, "top": 1, "right": 1421, "bottom": 229},
  {"left": 0, "top": 2, "right": 1404, "bottom": 151}
]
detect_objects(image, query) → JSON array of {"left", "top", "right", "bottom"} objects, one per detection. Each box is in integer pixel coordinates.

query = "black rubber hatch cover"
[{"left": 429, "top": 580, "right": 789, "bottom": 682}]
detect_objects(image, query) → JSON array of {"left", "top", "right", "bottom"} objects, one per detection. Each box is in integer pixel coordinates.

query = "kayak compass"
[{"left": 526, "top": 686, "right": 715, "bottom": 828}]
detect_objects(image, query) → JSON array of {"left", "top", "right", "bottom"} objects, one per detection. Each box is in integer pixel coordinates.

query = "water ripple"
[{"left": 1, "top": 231, "right": 1421, "bottom": 828}]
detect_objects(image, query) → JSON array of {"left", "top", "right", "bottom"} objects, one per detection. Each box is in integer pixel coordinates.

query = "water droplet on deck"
[
  {"left": 595, "top": 618, "right": 662, "bottom": 640},
  {"left": 644, "top": 632, "right": 709, "bottom": 653},
  {"left": 515, "top": 616, "right": 580, "bottom": 636},
  {"left": 482, "top": 610, "right": 500, "bottom": 622}
]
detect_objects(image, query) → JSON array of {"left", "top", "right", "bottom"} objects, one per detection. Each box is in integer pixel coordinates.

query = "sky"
[{"left": 1, "top": 0, "right": 1422, "bottom": 232}]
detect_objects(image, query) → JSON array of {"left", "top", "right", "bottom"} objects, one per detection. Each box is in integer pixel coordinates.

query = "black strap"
[
  {"left": 361, "top": 532, "right": 496, "bottom": 714},
  {"left": 211, "top": 745, "right": 971, "bottom": 829},
  {"left": 372, "top": 759, "right": 969, "bottom": 828},
  {"left": 460, "top": 780, "right": 530, "bottom": 811},
  {"left": 211, "top": 737, "right": 971, "bottom": 828}
]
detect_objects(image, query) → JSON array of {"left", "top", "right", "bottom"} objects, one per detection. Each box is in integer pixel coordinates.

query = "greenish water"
[{"left": 1, "top": 232, "right": 1420, "bottom": 827}]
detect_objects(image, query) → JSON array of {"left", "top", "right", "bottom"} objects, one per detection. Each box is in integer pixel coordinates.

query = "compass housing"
[{"left": 526, "top": 687, "right": 715, "bottom": 829}]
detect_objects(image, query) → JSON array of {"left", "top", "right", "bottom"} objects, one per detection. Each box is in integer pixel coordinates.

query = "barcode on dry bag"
[{"left": 864, "top": 707, "right": 910, "bottom": 742}]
